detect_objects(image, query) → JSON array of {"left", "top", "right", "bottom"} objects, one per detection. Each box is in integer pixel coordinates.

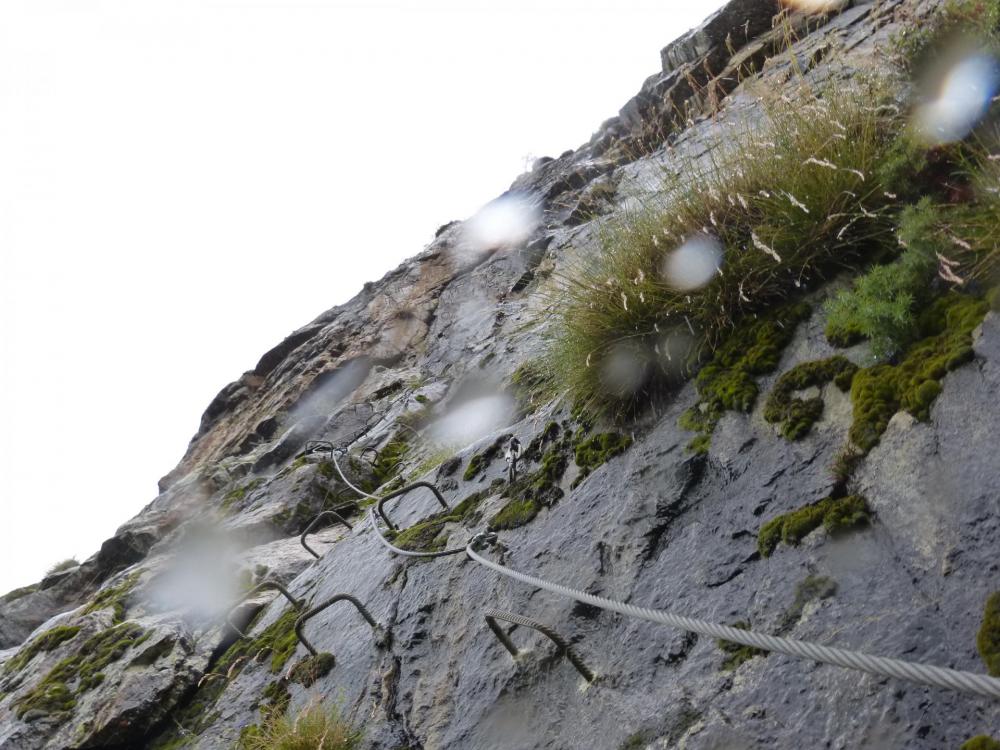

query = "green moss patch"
[
  {"left": 389, "top": 490, "right": 488, "bottom": 552},
  {"left": 849, "top": 293, "right": 988, "bottom": 452},
  {"left": 977, "top": 592, "right": 1000, "bottom": 677},
  {"left": 717, "top": 622, "right": 767, "bottom": 671},
  {"left": 149, "top": 604, "right": 304, "bottom": 748},
  {"left": 763, "top": 356, "right": 857, "bottom": 440},
  {"left": 463, "top": 434, "right": 510, "bottom": 481},
  {"left": 289, "top": 652, "right": 336, "bottom": 688},
  {"left": 572, "top": 432, "right": 633, "bottom": 488},
  {"left": 962, "top": 736, "right": 1000, "bottom": 750},
  {"left": 222, "top": 478, "right": 264, "bottom": 512},
  {"left": 14, "top": 622, "right": 146, "bottom": 721},
  {"left": 489, "top": 498, "right": 541, "bottom": 531},
  {"left": 680, "top": 303, "right": 811, "bottom": 453},
  {"left": 758, "top": 495, "right": 870, "bottom": 557},
  {"left": 487, "top": 427, "right": 575, "bottom": 531},
  {"left": 4, "top": 625, "right": 81, "bottom": 675},
  {"left": 81, "top": 570, "right": 142, "bottom": 625},
  {"left": 0, "top": 583, "right": 40, "bottom": 606}
]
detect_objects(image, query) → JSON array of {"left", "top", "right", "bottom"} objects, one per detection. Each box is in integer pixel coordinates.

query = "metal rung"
[
  {"left": 300, "top": 505, "right": 357, "bottom": 559},
  {"left": 303, "top": 440, "right": 335, "bottom": 460},
  {"left": 226, "top": 581, "right": 304, "bottom": 637},
  {"left": 484, "top": 608, "right": 596, "bottom": 683},
  {"left": 294, "top": 593, "right": 390, "bottom": 656},
  {"left": 376, "top": 481, "right": 450, "bottom": 531}
]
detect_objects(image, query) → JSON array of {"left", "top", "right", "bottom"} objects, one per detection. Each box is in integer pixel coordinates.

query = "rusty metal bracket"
[
  {"left": 300, "top": 505, "right": 357, "bottom": 559},
  {"left": 484, "top": 608, "right": 595, "bottom": 682},
  {"left": 226, "top": 581, "right": 304, "bottom": 637},
  {"left": 376, "top": 481, "right": 450, "bottom": 531},
  {"left": 294, "top": 593, "right": 389, "bottom": 656}
]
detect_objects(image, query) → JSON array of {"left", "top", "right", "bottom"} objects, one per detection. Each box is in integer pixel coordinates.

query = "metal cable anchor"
[
  {"left": 376, "top": 481, "right": 450, "bottom": 531},
  {"left": 484, "top": 608, "right": 596, "bottom": 683}
]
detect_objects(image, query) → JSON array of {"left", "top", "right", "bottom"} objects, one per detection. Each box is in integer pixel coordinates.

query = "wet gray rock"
[{"left": 5, "top": 0, "right": 999, "bottom": 748}]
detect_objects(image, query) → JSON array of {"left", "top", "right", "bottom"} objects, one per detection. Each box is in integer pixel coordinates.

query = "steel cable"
[{"left": 467, "top": 539, "right": 1000, "bottom": 700}]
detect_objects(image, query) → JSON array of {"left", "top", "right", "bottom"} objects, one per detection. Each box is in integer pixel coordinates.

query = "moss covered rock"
[
  {"left": 849, "top": 293, "right": 988, "bottom": 452},
  {"left": 758, "top": 495, "right": 871, "bottom": 557},
  {"left": 977, "top": 592, "right": 1000, "bottom": 677},
  {"left": 764, "top": 356, "right": 858, "bottom": 440}
]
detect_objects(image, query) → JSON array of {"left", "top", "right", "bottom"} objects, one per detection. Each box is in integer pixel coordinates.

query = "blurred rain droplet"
[
  {"left": 914, "top": 51, "right": 1000, "bottom": 145},
  {"left": 461, "top": 193, "right": 540, "bottom": 254},
  {"left": 427, "top": 393, "right": 515, "bottom": 448},
  {"left": 780, "top": 0, "right": 848, "bottom": 13},
  {"left": 600, "top": 343, "right": 649, "bottom": 398},
  {"left": 662, "top": 234, "right": 724, "bottom": 291}
]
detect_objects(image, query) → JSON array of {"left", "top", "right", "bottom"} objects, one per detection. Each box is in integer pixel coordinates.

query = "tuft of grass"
[
  {"left": 892, "top": 0, "right": 1000, "bottom": 70},
  {"left": 763, "top": 356, "right": 858, "bottom": 440},
  {"left": 44, "top": 558, "right": 78, "bottom": 577},
  {"left": 758, "top": 495, "right": 871, "bottom": 557},
  {"left": 239, "top": 701, "right": 362, "bottom": 750},
  {"left": 543, "top": 78, "right": 902, "bottom": 416},
  {"left": 977, "top": 591, "right": 1000, "bottom": 677}
]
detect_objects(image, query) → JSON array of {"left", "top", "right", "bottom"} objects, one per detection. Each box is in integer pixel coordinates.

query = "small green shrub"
[
  {"left": 717, "top": 622, "right": 767, "bottom": 671},
  {"left": 758, "top": 495, "right": 871, "bottom": 557},
  {"left": 239, "top": 701, "right": 362, "bottom": 750},
  {"left": 977, "top": 591, "right": 1000, "bottom": 677},
  {"left": 763, "top": 356, "right": 858, "bottom": 440},
  {"left": 825, "top": 200, "right": 943, "bottom": 358},
  {"left": 892, "top": 0, "right": 1000, "bottom": 69}
]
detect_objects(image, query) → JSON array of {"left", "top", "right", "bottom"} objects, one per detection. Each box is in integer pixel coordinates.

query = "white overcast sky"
[{"left": 0, "top": 0, "right": 721, "bottom": 594}]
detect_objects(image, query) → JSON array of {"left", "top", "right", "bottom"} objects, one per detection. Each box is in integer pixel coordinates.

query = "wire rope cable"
[{"left": 466, "top": 538, "right": 1000, "bottom": 700}]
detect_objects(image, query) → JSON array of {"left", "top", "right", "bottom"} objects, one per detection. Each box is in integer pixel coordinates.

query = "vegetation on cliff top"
[{"left": 543, "top": 77, "right": 901, "bottom": 417}]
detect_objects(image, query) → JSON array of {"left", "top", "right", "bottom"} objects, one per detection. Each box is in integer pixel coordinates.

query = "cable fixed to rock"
[
  {"left": 294, "top": 593, "right": 390, "bottom": 656},
  {"left": 466, "top": 535, "right": 1000, "bottom": 700},
  {"left": 300, "top": 505, "right": 357, "bottom": 559},
  {"left": 367, "top": 507, "right": 469, "bottom": 558},
  {"left": 226, "top": 580, "right": 304, "bottom": 637},
  {"left": 485, "top": 608, "right": 596, "bottom": 683},
  {"left": 377, "top": 481, "right": 450, "bottom": 531}
]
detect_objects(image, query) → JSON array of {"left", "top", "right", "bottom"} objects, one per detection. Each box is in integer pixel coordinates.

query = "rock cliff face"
[{"left": 3, "top": 1, "right": 999, "bottom": 748}]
